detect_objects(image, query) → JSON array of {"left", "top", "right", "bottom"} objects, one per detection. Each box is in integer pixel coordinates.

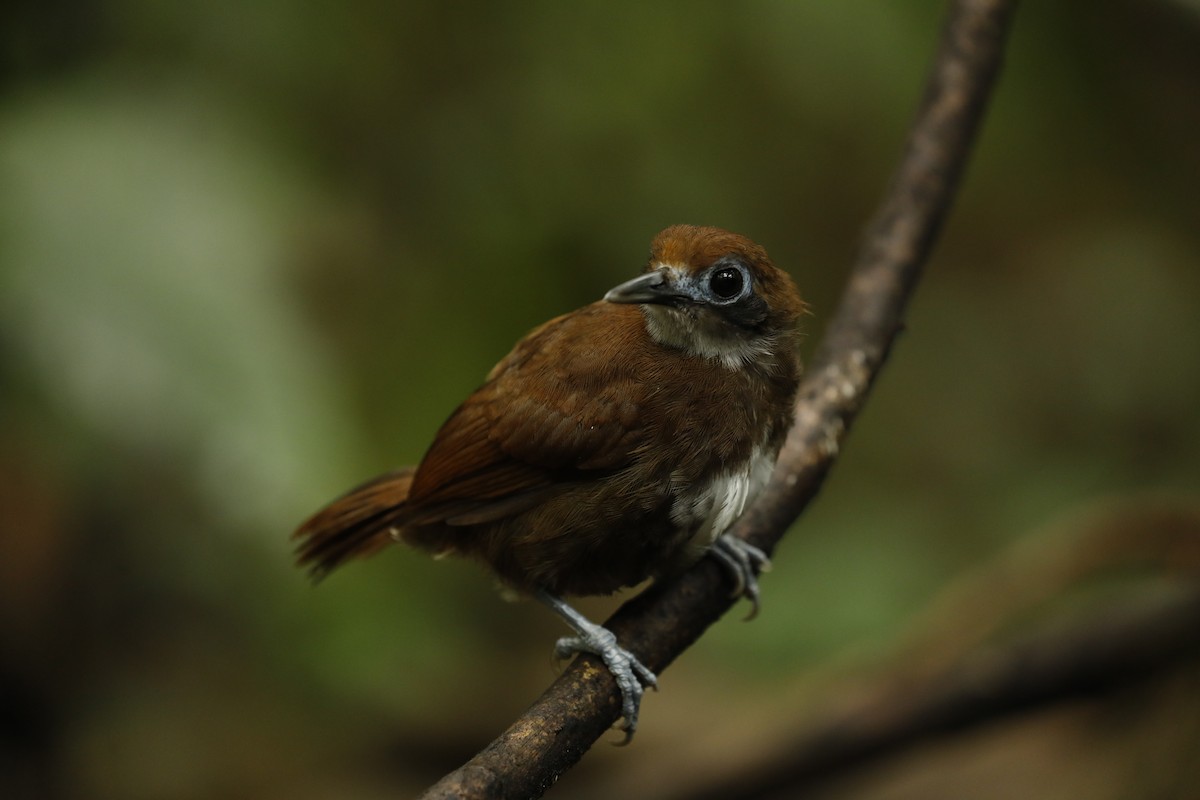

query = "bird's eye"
[{"left": 708, "top": 267, "right": 745, "bottom": 300}]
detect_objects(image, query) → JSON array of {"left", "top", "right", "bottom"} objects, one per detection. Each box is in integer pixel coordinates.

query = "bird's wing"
[{"left": 403, "top": 304, "right": 648, "bottom": 526}]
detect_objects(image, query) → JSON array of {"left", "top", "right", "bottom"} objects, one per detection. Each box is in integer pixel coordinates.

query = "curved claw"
[
  {"left": 539, "top": 592, "right": 657, "bottom": 740},
  {"left": 555, "top": 628, "right": 657, "bottom": 741},
  {"left": 710, "top": 535, "right": 772, "bottom": 620}
]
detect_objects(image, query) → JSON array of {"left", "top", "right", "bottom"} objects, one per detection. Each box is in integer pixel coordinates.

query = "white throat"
[{"left": 641, "top": 304, "right": 772, "bottom": 370}]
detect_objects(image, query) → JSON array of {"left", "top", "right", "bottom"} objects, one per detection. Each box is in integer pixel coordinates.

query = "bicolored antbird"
[{"left": 294, "top": 224, "right": 805, "bottom": 736}]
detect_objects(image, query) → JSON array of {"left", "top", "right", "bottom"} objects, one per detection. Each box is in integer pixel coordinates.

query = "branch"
[
  {"left": 679, "top": 580, "right": 1200, "bottom": 800},
  {"left": 422, "top": 1, "right": 1017, "bottom": 796}
]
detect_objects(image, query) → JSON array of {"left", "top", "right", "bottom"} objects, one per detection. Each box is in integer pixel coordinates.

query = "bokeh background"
[{"left": 2, "top": 1, "right": 1199, "bottom": 798}]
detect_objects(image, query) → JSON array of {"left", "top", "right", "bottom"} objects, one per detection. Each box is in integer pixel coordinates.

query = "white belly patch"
[{"left": 671, "top": 445, "right": 776, "bottom": 550}]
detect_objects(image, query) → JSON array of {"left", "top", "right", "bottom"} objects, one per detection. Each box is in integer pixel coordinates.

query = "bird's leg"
[
  {"left": 710, "top": 534, "right": 772, "bottom": 620},
  {"left": 536, "top": 591, "right": 657, "bottom": 741}
]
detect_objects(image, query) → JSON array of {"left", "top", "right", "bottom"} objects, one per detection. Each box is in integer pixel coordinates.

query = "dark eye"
[{"left": 709, "top": 267, "right": 744, "bottom": 300}]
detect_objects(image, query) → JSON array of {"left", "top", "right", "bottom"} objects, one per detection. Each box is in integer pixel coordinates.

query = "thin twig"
[{"left": 422, "top": 1, "right": 1017, "bottom": 796}]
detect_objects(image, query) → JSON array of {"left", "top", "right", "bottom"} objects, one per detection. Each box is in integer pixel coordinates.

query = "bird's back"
[{"left": 399, "top": 302, "right": 800, "bottom": 595}]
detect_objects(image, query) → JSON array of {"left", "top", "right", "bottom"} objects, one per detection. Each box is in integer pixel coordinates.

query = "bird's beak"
[{"left": 604, "top": 269, "right": 678, "bottom": 305}]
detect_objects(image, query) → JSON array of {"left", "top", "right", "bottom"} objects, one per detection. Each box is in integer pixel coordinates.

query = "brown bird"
[{"left": 293, "top": 224, "right": 805, "bottom": 736}]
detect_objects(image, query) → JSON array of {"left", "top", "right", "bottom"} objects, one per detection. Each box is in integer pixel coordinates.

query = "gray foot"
[
  {"left": 538, "top": 592, "right": 657, "bottom": 741},
  {"left": 710, "top": 534, "right": 772, "bottom": 619}
]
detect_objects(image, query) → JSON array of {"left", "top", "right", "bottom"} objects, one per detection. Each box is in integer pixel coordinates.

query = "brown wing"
[{"left": 403, "top": 302, "right": 648, "bottom": 526}]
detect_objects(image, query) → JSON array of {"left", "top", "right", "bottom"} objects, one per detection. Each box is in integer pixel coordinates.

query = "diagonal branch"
[
  {"left": 422, "top": 0, "right": 1018, "bottom": 796},
  {"left": 678, "top": 580, "right": 1200, "bottom": 798}
]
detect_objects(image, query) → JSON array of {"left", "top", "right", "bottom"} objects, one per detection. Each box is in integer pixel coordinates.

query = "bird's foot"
[
  {"left": 710, "top": 534, "right": 772, "bottom": 620},
  {"left": 554, "top": 625, "right": 657, "bottom": 741},
  {"left": 538, "top": 592, "right": 657, "bottom": 741}
]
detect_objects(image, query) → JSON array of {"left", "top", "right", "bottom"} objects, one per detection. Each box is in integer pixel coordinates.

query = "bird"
[{"left": 293, "top": 224, "right": 805, "bottom": 737}]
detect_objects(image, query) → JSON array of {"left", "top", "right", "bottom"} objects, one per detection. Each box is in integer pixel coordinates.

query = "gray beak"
[{"left": 604, "top": 269, "right": 676, "bottom": 305}]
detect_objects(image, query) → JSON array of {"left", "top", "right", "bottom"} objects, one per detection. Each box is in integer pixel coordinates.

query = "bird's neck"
[{"left": 639, "top": 305, "right": 789, "bottom": 371}]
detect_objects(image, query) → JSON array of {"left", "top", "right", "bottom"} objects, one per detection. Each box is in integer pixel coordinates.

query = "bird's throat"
[{"left": 640, "top": 305, "right": 773, "bottom": 370}]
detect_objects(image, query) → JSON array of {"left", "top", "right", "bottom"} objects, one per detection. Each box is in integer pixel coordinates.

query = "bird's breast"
[{"left": 669, "top": 441, "right": 777, "bottom": 554}]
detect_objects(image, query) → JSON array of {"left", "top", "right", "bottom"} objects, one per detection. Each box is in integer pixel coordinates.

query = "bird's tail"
[{"left": 292, "top": 468, "right": 416, "bottom": 580}]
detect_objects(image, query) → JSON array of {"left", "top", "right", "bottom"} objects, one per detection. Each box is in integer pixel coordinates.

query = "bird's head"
[{"left": 605, "top": 225, "right": 805, "bottom": 369}]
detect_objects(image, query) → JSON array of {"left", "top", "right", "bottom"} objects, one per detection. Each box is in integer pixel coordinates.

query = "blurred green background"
[{"left": 2, "top": 1, "right": 1199, "bottom": 798}]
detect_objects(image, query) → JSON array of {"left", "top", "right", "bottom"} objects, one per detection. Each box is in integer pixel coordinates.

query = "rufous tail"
[{"left": 293, "top": 468, "right": 416, "bottom": 580}]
